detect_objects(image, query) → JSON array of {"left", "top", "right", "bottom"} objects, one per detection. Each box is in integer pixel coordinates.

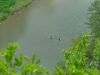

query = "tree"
[
  {"left": 86, "top": 0, "right": 100, "bottom": 38},
  {"left": 0, "top": 33, "right": 100, "bottom": 75},
  {"left": 54, "top": 33, "right": 100, "bottom": 75},
  {"left": 0, "top": 43, "right": 51, "bottom": 75}
]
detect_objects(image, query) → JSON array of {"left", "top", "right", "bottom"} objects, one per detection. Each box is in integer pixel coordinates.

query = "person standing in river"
[
  {"left": 58, "top": 38, "right": 61, "bottom": 41},
  {"left": 50, "top": 36, "right": 53, "bottom": 39}
]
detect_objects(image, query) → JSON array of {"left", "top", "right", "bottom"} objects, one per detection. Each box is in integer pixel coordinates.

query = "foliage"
[
  {"left": 86, "top": 0, "right": 100, "bottom": 38},
  {"left": 54, "top": 33, "right": 100, "bottom": 75},
  {"left": 0, "top": 43, "right": 51, "bottom": 75},
  {"left": 0, "top": 33, "right": 100, "bottom": 75},
  {"left": 0, "top": 14, "right": 7, "bottom": 21},
  {"left": 0, "top": 0, "right": 16, "bottom": 13},
  {"left": 0, "top": 0, "right": 34, "bottom": 21}
]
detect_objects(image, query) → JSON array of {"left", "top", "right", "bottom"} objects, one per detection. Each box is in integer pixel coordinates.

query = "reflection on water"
[{"left": 0, "top": 0, "right": 94, "bottom": 71}]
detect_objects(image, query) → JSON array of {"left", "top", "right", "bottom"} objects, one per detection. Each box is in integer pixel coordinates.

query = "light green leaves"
[
  {"left": 54, "top": 33, "right": 100, "bottom": 75},
  {"left": 0, "top": 43, "right": 51, "bottom": 75}
]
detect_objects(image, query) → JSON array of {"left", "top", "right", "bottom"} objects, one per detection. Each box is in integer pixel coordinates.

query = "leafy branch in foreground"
[
  {"left": 0, "top": 43, "right": 51, "bottom": 75},
  {"left": 0, "top": 33, "right": 100, "bottom": 75},
  {"left": 54, "top": 33, "right": 100, "bottom": 75}
]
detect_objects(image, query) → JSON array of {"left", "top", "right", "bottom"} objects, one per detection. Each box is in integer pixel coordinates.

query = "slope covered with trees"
[
  {"left": 86, "top": 0, "right": 100, "bottom": 38},
  {"left": 0, "top": 0, "right": 15, "bottom": 13},
  {"left": 54, "top": 33, "right": 100, "bottom": 75}
]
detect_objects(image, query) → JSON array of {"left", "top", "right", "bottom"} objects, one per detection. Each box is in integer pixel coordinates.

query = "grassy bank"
[{"left": 0, "top": 0, "right": 34, "bottom": 22}]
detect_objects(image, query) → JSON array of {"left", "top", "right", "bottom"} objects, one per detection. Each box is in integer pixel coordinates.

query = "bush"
[
  {"left": 0, "top": 15, "right": 7, "bottom": 21},
  {"left": 54, "top": 33, "right": 100, "bottom": 75},
  {"left": 0, "top": 0, "right": 16, "bottom": 13}
]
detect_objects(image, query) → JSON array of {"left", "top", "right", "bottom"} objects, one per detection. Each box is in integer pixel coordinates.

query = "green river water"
[{"left": 0, "top": 0, "right": 94, "bottom": 71}]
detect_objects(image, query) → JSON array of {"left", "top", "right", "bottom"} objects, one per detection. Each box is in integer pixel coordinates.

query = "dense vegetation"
[
  {"left": 0, "top": 0, "right": 34, "bottom": 21},
  {"left": 86, "top": 0, "right": 100, "bottom": 38},
  {"left": 54, "top": 33, "right": 100, "bottom": 75},
  {"left": 0, "top": 43, "right": 51, "bottom": 75},
  {"left": 0, "top": 0, "right": 15, "bottom": 13}
]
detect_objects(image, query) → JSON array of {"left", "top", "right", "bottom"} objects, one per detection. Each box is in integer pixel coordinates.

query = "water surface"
[{"left": 0, "top": 0, "right": 94, "bottom": 70}]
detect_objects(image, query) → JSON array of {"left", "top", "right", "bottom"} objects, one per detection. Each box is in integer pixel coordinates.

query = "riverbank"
[{"left": 0, "top": 0, "right": 35, "bottom": 24}]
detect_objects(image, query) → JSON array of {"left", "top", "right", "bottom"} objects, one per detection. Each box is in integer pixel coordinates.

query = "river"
[{"left": 0, "top": 0, "right": 94, "bottom": 71}]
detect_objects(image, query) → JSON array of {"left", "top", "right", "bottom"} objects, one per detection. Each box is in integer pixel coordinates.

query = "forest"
[{"left": 0, "top": 0, "right": 100, "bottom": 75}]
